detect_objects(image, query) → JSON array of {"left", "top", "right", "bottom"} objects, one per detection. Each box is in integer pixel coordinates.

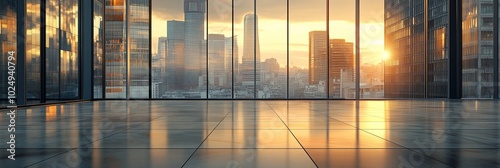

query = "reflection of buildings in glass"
[
  {"left": 104, "top": 0, "right": 150, "bottom": 98},
  {"left": 104, "top": 0, "right": 127, "bottom": 98},
  {"left": 329, "top": 39, "right": 354, "bottom": 98},
  {"left": 308, "top": 31, "right": 327, "bottom": 86},
  {"left": 183, "top": 0, "right": 206, "bottom": 89},
  {"left": 462, "top": 1, "right": 495, "bottom": 98},
  {"left": 26, "top": 0, "right": 41, "bottom": 100},
  {"left": 128, "top": 2, "right": 150, "bottom": 98},
  {"left": 93, "top": 0, "right": 104, "bottom": 99},
  {"left": 0, "top": 0, "right": 17, "bottom": 103},
  {"left": 241, "top": 13, "right": 261, "bottom": 92},
  {"left": 385, "top": 0, "right": 447, "bottom": 98},
  {"left": 166, "top": 20, "right": 185, "bottom": 91},
  {"left": 208, "top": 34, "right": 226, "bottom": 87},
  {"left": 46, "top": 0, "right": 79, "bottom": 99}
]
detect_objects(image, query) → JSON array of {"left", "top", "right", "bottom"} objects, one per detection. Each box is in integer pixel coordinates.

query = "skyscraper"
[
  {"left": 241, "top": 13, "right": 261, "bottom": 91},
  {"left": 103, "top": 0, "right": 150, "bottom": 99},
  {"left": 157, "top": 37, "right": 167, "bottom": 94},
  {"left": 166, "top": 20, "right": 185, "bottom": 90},
  {"left": 462, "top": 1, "right": 496, "bottom": 98},
  {"left": 183, "top": 0, "right": 206, "bottom": 89},
  {"left": 308, "top": 31, "right": 327, "bottom": 85},
  {"left": 208, "top": 34, "right": 226, "bottom": 87},
  {"left": 225, "top": 36, "right": 238, "bottom": 87},
  {"left": 329, "top": 39, "right": 354, "bottom": 98},
  {"left": 384, "top": 0, "right": 447, "bottom": 98}
]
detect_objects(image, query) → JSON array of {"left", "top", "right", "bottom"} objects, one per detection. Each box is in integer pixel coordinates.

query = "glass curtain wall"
[
  {"left": 26, "top": 0, "right": 41, "bottom": 104},
  {"left": 134, "top": 0, "right": 500, "bottom": 100},
  {"left": 462, "top": 0, "right": 497, "bottom": 98},
  {"left": 128, "top": 0, "right": 150, "bottom": 99},
  {"left": 94, "top": 0, "right": 104, "bottom": 99},
  {"left": 45, "top": 0, "right": 79, "bottom": 101},
  {"left": 0, "top": 0, "right": 17, "bottom": 107}
]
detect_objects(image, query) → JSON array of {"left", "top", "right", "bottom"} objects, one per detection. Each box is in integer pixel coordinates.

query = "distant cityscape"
[{"left": 148, "top": 0, "right": 383, "bottom": 99}]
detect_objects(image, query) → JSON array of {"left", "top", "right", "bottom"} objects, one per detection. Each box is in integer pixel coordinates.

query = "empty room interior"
[{"left": 1, "top": 0, "right": 499, "bottom": 167}]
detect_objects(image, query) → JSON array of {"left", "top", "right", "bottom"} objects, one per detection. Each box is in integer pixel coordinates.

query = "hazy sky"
[{"left": 151, "top": 0, "right": 385, "bottom": 68}]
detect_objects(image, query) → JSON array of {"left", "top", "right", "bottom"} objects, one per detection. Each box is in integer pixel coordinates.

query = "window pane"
[
  {"left": 290, "top": 0, "right": 327, "bottom": 99},
  {"left": 234, "top": 0, "right": 255, "bottom": 99},
  {"left": 257, "top": 0, "right": 287, "bottom": 99},
  {"left": 0, "top": 0, "right": 17, "bottom": 107},
  {"left": 105, "top": 0, "right": 127, "bottom": 98},
  {"left": 94, "top": 0, "right": 104, "bottom": 99},
  {"left": 330, "top": 0, "right": 356, "bottom": 99},
  {"left": 462, "top": 0, "right": 494, "bottom": 98},
  {"left": 129, "top": 0, "right": 150, "bottom": 99},
  {"left": 207, "top": 0, "right": 233, "bottom": 99},
  {"left": 27, "top": 0, "right": 41, "bottom": 104},
  {"left": 46, "top": 0, "right": 60, "bottom": 100}
]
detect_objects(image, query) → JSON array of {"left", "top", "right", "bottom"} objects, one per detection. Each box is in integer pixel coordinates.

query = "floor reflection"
[{"left": 0, "top": 100, "right": 498, "bottom": 167}]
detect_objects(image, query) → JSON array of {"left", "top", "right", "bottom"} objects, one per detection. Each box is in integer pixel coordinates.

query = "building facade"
[{"left": 241, "top": 13, "right": 261, "bottom": 97}]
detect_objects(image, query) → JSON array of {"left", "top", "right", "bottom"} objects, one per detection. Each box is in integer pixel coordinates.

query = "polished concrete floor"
[{"left": 0, "top": 100, "right": 499, "bottom": 168}]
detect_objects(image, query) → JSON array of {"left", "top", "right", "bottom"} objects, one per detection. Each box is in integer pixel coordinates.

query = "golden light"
[{"left": 383, "top": 51, "right": 390, "bottom": 60}]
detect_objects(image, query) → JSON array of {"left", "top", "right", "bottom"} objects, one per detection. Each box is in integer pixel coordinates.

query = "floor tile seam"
[
  {"left": 26, "top": 120, "right": 152, "bottom": 167},
  {"left": 441, "top": 132, "right": 500, "bottom": 148},
  {"left": 23, "top": 147, "right": 82, "bottom": 167},
  {"left": 180, "top": 110, "right": 232, "bottom": 168},
  {"left": 265, "top": 102, "right": 320, "bottom": 168},
  {"left": 359, "top": 129, "right": 456, "bottom": 167}
]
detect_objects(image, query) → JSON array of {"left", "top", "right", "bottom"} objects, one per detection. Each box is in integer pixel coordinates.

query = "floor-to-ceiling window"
[
  {"left": 94, "top": 0, "right": 500, "bottom": 100},
  {"left": 462, "top": 0, "right": 496, "bottom": 98},
  {"left": 256, "top": 0, "right": 287, "bottom": 99},
  {"left": 45, "top": 0, "right": 79, "bottom": 101},
  {"left": 0, "top": 0, "right": 17, "bottom": 108},
  {"left": 26, "top": 0, "right": 41, "bottom": 104},
  {"left": 360, "top": 0, "right": 384, "bottom": 99},
  {"left": 207, "top": 0, "right": 233, "bottom": 99},
  {"left": 289, "top": 0, "right": 327, "bottom": 99},
  {"left": 330, "top": 0, "right": 356, "bottom": 99},
  {"left": 93, "top": 0, "right": 104, "bottom": 99}
]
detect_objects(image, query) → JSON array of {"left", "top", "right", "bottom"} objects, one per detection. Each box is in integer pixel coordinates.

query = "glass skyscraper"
[
  {"left": 241, "top": 13, "right": 260, "bottom": 98},
  {"left": 183, "top": 0, "right": 206, "bottom": 89}
]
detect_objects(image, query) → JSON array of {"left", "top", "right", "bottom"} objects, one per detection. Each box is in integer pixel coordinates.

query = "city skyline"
[{"left": 151, "top": 0, "right": 385, "bottom": 69}]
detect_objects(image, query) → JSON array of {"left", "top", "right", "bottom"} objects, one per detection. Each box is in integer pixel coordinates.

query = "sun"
[{"left": 383, "top": 51, "right": 390, "bottom": 60}]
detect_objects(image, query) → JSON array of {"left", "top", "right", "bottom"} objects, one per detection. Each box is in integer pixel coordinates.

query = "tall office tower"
[
  {"left": 105, "top": 0, "right": 127, "bottom": 98},
  {"left": 183, "top": 0, "right": 206, "bottom": 89},
  {"left": 208, "top": 34, "right": 226, "bottom": 87},
  {"left": 329, "top": 39, "right": 354, "bottom": 98},
  {"left": 128, "top": 1, "right": 150, "bottom": 98},
  {"left": 158, "top": 37, "right": 167, "bottom": 94},
  {"left": 158, "top": 37, "right": 168, "bottom": 60},
  {"left": 225, "top": 36, "right": 238, "bottom": 87},
  {"left": 384, "top": 0, "right": 447, "bottom": 98},
  {"left": 241, "top": 13, "right": 261, "bottom": 90},
  {"left": 166, "top": 20, "right": 185, "bottom": 91},
  {"left": 104, "top": 0, "right": 150, "bottom": 99},
  {"left": 462, "top": 1, "right": 496, "bottom": 98},
  {"left": 308, "top": 31, "right": 327, "bottom": 85}
]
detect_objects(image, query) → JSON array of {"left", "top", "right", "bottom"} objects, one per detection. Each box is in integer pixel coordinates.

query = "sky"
[{"left": 151, "top": 0, "right": 385, "bottom": 69}]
